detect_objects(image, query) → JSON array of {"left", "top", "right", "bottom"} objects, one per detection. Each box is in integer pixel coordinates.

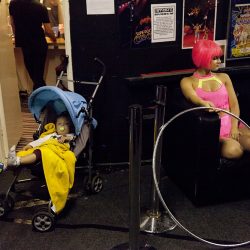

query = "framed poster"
[
  {"left": 182, "top": 0, "right": 217, "bottom": 49},
  {"left": 227, "top": 0, "right": 250, "bottom": 59}
]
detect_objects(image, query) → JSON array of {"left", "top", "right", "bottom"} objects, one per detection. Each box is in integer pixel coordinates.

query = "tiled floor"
[{"left": 16, "top": 95, "right": 38, "bottom": 151}]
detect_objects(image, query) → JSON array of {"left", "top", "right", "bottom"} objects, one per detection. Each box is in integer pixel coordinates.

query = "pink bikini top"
[{"left": 194, "top": 72, "right": 229, "bottom": 110}]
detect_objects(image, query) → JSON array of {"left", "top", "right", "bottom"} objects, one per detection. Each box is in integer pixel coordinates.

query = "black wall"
[
  {"left": 69, "top": 0, "right": 232, "bottom": 79},
  {"left": 68, "top": 0, "right": 249, "bottom": 164}
]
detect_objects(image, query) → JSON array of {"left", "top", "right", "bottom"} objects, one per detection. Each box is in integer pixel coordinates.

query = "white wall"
[
  {"left": 62, "top": 0, "right": 74, "bottom": 91},
  {"left": 0, "top": 0, "right": 22, "bottom": 161}
]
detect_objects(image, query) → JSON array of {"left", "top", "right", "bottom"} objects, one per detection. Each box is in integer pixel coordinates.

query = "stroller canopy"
[{"left": 28, "top": 86, "right": 87, "bottom": 135}]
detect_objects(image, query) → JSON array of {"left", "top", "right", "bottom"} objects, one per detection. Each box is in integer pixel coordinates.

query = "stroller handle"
[
  {"left": 75, "top": 57, "right": 106, "bottom": 118},
  {"left": 66, "top": 57, "right": 106, "bottom": 86},
  {"left": 94, "top": 57, "right": 106, "bottom": 77}
]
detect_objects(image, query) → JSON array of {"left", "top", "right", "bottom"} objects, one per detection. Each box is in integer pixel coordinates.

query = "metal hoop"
[{"left": 152, "top": 106, "right": 250, "bottom": 248}]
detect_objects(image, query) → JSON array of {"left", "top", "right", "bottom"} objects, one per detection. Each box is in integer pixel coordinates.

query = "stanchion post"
[
  {"left": 111, "top": 105, "right": 156, "bottom": 250},
  {"left": 129, "top": 104, "right": 142, "bottom": 249},
  {"left": 140, "top": 85, "right": 176, "bottom": 234},
  {"left": 151, "top": 85, "right": 166, "bottom": 214}
]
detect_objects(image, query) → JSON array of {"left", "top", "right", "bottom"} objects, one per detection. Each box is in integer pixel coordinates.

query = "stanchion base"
[
  {"left": 110, "top": 242, "right": 156, "bottom": 250},
  {"left": 140, "top": 210, "right": 176, "bottom": 234}
]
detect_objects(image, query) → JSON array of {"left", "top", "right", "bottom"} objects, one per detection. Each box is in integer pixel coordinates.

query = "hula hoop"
[{"left": 152, "top": 106, "right": 250, "bottom": 248}]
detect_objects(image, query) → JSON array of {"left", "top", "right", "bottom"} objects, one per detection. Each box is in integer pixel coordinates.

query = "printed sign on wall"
[{"left": 151, "top": 3, "right": 176, "bottom": 43}]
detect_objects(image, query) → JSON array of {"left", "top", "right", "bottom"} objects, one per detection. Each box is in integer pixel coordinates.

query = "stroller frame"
[
  {"left": 66, "top": 57, "right": 106, "bottom": 194},
  {"left": 0, "top": 58, "right": 106, "bottom": 232}
]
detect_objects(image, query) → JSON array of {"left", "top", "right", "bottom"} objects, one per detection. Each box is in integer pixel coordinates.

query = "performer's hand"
[
  {"left": 230, "top": 127, "right": 241, "bottom": 141},
  {"left": 202, "top": 101, "right": 216, "bottom": 112}
]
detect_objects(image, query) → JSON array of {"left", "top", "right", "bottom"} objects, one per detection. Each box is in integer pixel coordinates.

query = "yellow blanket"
[{"left": 17, "top": 138, "right": 76, "bottom": 213}]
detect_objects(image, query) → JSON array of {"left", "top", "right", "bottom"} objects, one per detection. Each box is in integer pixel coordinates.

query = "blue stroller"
[{"left": 0, "top": 58, "right": 105, "bottom": 232}]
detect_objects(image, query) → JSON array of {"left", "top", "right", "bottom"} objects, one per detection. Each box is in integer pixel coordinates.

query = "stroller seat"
[{"left": 0, "top": 86, "right": 103, "bottom": 232}]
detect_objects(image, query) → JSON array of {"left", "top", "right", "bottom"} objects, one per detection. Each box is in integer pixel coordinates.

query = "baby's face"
[{"left": 56, "top": 117, "right": 71, "bottom": 135}]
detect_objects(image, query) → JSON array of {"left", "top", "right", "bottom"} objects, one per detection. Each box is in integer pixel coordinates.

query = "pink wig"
[{"left": 192, "top": 40, "right": 223, "bottom": 69}]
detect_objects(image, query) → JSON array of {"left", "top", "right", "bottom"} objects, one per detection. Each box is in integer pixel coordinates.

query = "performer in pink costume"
[{"left": 180, "top": 39, "right": 250, "bottom": 159}]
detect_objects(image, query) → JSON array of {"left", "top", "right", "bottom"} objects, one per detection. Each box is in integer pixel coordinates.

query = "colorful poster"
[
  {"left": 182, "top": 0, "right": 217, "bottom": 49},
  {"left": 117, "top": 0, "right": 151, "bottom": 48},
  {"left": 228, "top": 0, "right": 250, "bottom": 59}
]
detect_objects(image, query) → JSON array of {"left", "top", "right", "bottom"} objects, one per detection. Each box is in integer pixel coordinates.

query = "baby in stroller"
[
  {"left": 0, "top": 86, "right": 101, "bottom": 232},
  {"left": 1, "top": 88, "right": 84, "bottom": 212},
  {"left": 0, "top": 112, "right": 76, "bottom": 214},
  {"left": 0, "top": 58, "right": 105, "bottom": 231}
]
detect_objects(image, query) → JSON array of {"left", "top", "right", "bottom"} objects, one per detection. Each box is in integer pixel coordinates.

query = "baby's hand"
[
  {"left": 23, "top": 145, "right": 33, "bottom": 151},
  {"left": 57, "top": 135, "right": 67, "bottom": 143}
]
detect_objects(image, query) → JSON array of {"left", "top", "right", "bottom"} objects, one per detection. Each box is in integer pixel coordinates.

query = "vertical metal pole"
[
  {"left": 87, "top": 106, "right": 94, "bottom": 183},
  {"left": 151, "top": 85, "right": 166, "bottom": 213},
  {"left": 129, "top": 104, "right": 142, "bottom": 250},
  {"left": 140, "top": 85, "right": 176, "bottom": 234},
  {"left": 110, "top": 105, "right": 156, "bottom": 250}
]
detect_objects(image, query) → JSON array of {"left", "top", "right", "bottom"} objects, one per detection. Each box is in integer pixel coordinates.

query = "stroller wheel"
[
  {"left": 91, "top": 175, "right": 103, "bottom": 194},
  {"left": 32, "top": 208, "right": 55, "bottom": 232},
  {"left": 0, "top": 193, "right": 15, "bottom": 217}
]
